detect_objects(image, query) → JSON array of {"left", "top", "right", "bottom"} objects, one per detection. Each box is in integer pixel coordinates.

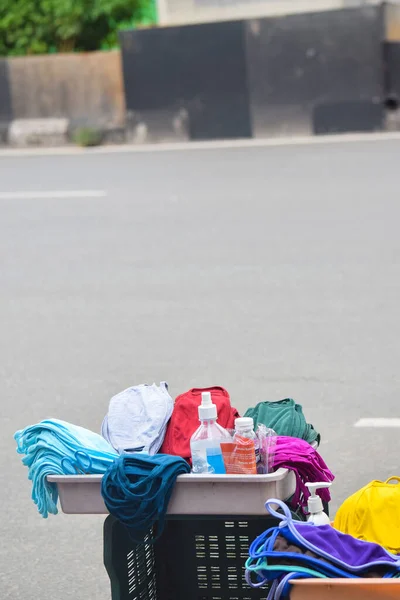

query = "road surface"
[{"left": 1, "top": 137, "right": 400, "bottom": 599}]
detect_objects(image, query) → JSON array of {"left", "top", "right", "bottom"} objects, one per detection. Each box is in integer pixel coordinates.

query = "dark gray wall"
[
  {"left": 385, "top": 42, "right": 400, "bottom": 100},
  {"left": 120, "top": 21, "right": 251, "bottom": 141},
  {"left": 0, "top": 59, "right": 12, "bottom": 142},
  {"left": 120, "top": 6, "right": 388, "bottom": 141},
  {"left": 245, "top": 6, "right": 385, "bottom": 137}
]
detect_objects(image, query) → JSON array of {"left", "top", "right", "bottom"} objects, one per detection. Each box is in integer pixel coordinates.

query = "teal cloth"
[
  {"left": 244, "top": 399, "right": 320, "bottom": 445},
  {"left": 15, "top": 419, "right": 118, "bottom": 518},
  {"left": 101, "top": 453, "right": 190, "bottom": 543}
]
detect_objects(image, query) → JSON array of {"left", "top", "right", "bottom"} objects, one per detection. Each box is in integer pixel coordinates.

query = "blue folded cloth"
[
  {"left": 15, "top": 418, "right": 117, "bottom": 518},
  {"left": 246, "top": 499, "right": 400, "bottom": 600}
]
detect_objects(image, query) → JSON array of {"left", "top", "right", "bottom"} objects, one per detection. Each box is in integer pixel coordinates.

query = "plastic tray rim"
[{"left": 47, "top": 467, "right": 289, "bottom": 485}]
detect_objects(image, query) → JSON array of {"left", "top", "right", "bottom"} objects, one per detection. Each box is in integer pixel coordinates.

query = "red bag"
[{"left": 160, "top": 386, "right": 240, "bottom": 462}]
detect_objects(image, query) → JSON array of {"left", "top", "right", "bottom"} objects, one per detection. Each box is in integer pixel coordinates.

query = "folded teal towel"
[{"left": 15, "top": 419, "right": 117, "bottom": 517}]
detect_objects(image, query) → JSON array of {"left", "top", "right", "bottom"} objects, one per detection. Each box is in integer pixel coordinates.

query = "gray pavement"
[{"left": 1, "top": 138, "right": 400, "bottom": 598}]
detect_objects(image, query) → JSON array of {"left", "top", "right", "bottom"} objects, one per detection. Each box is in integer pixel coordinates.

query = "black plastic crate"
[{"left": 104, "top": 512, "right": 303, "bottom": 600}]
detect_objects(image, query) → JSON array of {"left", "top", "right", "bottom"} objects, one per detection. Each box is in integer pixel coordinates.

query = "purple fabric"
[
  {"left": 289, "top": 522, "right": 400, "bottom": 568},
  {"left": 272, "top": 436, "right": 334, "bottom": 514},
  {"left": 246, "top": 500, "right": 400, "bottom": 598}
]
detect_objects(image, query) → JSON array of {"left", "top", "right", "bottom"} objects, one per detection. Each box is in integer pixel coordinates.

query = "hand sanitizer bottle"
[{"left": 305, "top": 482, "right": 332, "bottom": 525}]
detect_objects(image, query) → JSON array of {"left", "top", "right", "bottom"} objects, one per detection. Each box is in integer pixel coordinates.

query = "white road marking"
[
  {"left": 354, "top": 418, "right": 400, "bottom": 428},
  {"left": 0, "top": 190, "right": 107, "bottom": 199},
  {"left": 1, "top": 131, "right": 400, "bottom": 158}
]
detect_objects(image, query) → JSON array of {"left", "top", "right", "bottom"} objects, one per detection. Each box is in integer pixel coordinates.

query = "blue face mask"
[{"left": 15, "top": 418, "right": 117, "bottom": 518}]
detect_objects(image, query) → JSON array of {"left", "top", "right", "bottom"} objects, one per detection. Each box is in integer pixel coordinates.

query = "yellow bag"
[{"left": 333, "top": 476, "right": 400, "bottom": 554}]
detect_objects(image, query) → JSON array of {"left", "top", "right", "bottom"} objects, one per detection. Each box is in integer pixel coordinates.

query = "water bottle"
[
  {"left": 233, "top": 417, "right": 260, "bottom": 473},
  {"left": 190, "top": 392, "right": 231, "bottom": 474}
]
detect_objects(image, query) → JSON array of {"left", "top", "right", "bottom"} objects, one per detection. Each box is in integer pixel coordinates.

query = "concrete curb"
[
  {"left": 3, "top": 130, "right": 400, "bottom": 158},
  {"left": 8, "top": 118, "right": 70, "bottom": 147},
  {"left": 1, "top": 118, "right": 129, "bottom": 148},
  {"left": 0, "top": 116, "right": 191, "bottom": 147},
  {"left": 1, "top": 112, "right": 400, "bottom": 149}
]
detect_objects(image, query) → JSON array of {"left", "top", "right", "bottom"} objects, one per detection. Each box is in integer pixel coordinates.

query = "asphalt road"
[{"left": 1, "top": 137, "right": 400, "bottom": 599}]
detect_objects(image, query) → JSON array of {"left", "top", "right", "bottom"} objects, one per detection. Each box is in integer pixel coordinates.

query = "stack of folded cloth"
[
  {"left": 15, "top": 419, "right": 117, "bottom": 517},
  {"left": 246, "top": 499, "right": 400, "bottom": 600}
]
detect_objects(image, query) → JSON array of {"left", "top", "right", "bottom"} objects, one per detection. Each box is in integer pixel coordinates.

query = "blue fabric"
[
  {"left": 15, "top": 419, "right": 117, "bottom": 518},
  {"left": 101, "top": 452, "right": 190, "bottom": 543},
  {"left": 246, "top": 499, "right": 400, "bottom": 599}
]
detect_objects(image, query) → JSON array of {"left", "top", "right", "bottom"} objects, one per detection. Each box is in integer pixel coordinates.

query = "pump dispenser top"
[
  {"left": 198, "top": 392, "right": 217, "bottom": 421},
  {"left": 305, "top": 482, "right": 332, "bottom": 525}
]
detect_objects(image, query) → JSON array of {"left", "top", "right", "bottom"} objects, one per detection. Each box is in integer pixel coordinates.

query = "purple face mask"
[{"left": 272, "top": 436, "right": 334, "bottom": 514}]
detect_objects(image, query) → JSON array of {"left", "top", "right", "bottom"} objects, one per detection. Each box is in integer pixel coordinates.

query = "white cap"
[
  {"left": 198, "top": 392, "right": 217, "bottom": 420},
  {"left": 305, "top": 482, "right": 332, "bottom": 514},
  {"left": 235, "top": 417, "right": 254, "bottom": 430}
]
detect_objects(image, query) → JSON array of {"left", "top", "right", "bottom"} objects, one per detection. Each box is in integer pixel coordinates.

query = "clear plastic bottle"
[
  {"left": 190, "top": 392, "right": 232, "bottom": 474},
  {"left": 233, "top": 417, "right": 260, "bottom": 473}
]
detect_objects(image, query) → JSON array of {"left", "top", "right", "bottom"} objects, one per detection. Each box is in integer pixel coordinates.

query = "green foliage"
[
  {"left": 71, "top": 126, "right": 103, "bottom": 147},
  {"left": 0, "top": 0, "right": 156, "bottom": 56}
]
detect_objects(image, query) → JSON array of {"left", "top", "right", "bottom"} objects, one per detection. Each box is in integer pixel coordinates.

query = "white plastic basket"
[{"left": 47, "top": 468, "right": 296, "bottom": 515}]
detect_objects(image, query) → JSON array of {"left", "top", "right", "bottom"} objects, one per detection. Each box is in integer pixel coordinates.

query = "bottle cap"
[
  {"left": 235, "top": 417, "right": 254, "bottom": 430},
  {"left": 198, "top": 392, "right": 217, "bottom": 420}
]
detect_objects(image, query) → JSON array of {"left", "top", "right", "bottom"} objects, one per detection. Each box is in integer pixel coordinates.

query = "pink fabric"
[{"left": 272, "top": 436, "right": 334, "bottom": 515}]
